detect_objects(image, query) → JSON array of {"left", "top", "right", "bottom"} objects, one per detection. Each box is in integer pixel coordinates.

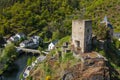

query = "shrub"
[
  {"left": 27, "top": 57, "right": 32, "bottom": 66},
  {"left": 46, "top": 76, "right": 51, "bottom": 80},
  {"left": 62, "top": 52, "right": 74, "bottom": 62},
  {"left": 0, "top": 43, "right": 17, "bottom": 63},
  {"left": 57, "top": 36, "right": 70, "bottom": 46}
]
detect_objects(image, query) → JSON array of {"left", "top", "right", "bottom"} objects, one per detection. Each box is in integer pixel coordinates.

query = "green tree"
[
  {"left": 27, "top": 58, "right": 32, "bottom": 66},
  {"left": 52, "top": 30, "right": 61, "bottom": 40},
  {"left": 96, "top": 24, "right": 108, "bottom": 40},
  {"left": 115, "top": 39, "right": 120, "bottom": 49},
  {"left": 1, "top": 43, "right": 17, "bottom": 63},
  {"left": 0, "top": 43, "right": 18, "bottom": 75}
]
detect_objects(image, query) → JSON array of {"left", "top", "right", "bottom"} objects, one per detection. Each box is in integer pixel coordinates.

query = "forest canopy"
[{"left": 0, "top": 0, "right": 120, "bottom": 40}]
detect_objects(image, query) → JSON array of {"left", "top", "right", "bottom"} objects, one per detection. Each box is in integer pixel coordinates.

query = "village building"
[
  {"left": 7, "top": 36, "right": 19, "bottom": 43},
  {"left": 15, "top": 33, "right": 26, "bottom": 40},
  {"left": 101, "top": 16, "right": 113, "bottom": 39},
  {"left": 30, "top": 36, "right": 43, "bottom": 44},
  {"left": 48, "top": 40, "right": 58, "bottom": 51},
  {"left": 7, "top": 33, "right": 26, "bottom": 44},
  {"left": 60, "top": 42, "right": 71, "bottom": 58},
  {"left": 20, "top": 40, "right": 35, "bottom": 48},
  {"left": 62, "top": 42, "right": 71, "bottom": 53},
  {"left": 19, "top": 36, "right": 40, "bottom": 48},
  {"left": 72, "top": 20, "right": 92, "bottom": 53}
]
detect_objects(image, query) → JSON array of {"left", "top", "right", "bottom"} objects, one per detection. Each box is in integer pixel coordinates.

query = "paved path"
[{"left": 23, "top": 55, "right": 46, "bottom": 79}]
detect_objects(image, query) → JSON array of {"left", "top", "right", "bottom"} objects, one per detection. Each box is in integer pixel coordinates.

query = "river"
[{"left": 3, "top": 55, "right": 30, "bottom": 80}]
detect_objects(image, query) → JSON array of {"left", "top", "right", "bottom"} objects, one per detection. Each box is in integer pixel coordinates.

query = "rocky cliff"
[{"left": 63, "top": 57, "right": 110, "bottom": 80}]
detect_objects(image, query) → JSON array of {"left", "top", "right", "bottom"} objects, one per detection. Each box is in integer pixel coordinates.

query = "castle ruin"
[{"left": 72, "top": 20, "right": 92, "bottom": 53}]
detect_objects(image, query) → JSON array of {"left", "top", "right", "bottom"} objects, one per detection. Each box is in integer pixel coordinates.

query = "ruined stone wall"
[
  {"left": 84, "top": 21, "right": 92, "bottom": 52},
  {"left": 72, "top": 20, "right": 92, "bottom": 53}
]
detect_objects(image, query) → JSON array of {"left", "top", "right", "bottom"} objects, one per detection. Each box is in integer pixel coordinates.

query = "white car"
[
  {"left": 23, "top": 66, "right": 31, "bottom": 78},
  {"left": 23, "top": 72, "right": 28, "bottom": 78},
  {"left": 26, "top": 66, "right": 31, "bottom": 71},
  {"left": 37, "top": 56, "right": 46, "bottom": 62}
]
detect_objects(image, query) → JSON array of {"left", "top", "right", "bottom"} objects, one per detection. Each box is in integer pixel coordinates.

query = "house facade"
[
  {"left": 48, "top": 40, "right": 58, "bottom": 51},
  {"left": 72, "top": 20, "right": 92, "bottom": 53},
  {"left": 7, "top": 33, "right": 26, "bottom": 44},
  {"left": 20, "top": 40, "right": 35, "bottom": 48},
  {"left": 7, "top": 36, "right": 19, "bottom": 44},
  {"left": 15, "top": 33, "right": 26, "bottom": 39},
  {"left": 19, "top": 36, "right": 40, "bottom": 48}
]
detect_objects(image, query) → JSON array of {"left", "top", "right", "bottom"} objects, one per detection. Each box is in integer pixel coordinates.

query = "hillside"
[
  {"left": 1, "top": 0, "right": 120, "bottom": 80},
  {"left": 83, "top": 0, "right": 120, "bottom": 33},
  {"left": 0, "top": 0, "right": 120, "bottom": 40},
  {"left": 0, "top": 0, "right": 23, "bottom": 12},
  {"left": 29, "top": 52, "right": 111, "bottom": 80}
]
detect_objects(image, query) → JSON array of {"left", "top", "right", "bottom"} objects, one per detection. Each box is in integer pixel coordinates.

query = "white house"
[
  {"left": 15, "top": 33, "right": 26, "bottom": 39},
  {"left": 48, "top": 40, "right": 58, "bottom": 51}
]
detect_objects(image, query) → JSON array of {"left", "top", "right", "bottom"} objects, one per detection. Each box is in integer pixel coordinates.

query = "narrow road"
[
  {"left": 16, "top": 47, "right": 41, "bottom": 54},
  {"left": 23, "top": 55, "right": 46, "bottom": 79}
]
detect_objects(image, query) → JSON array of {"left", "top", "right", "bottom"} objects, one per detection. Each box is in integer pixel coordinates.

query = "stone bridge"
[{"left": 16, "top": 47, "right": 41, "bottom": 55}]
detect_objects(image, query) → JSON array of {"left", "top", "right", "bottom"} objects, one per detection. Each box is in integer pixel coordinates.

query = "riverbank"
[{"left": 3, "top": 55, "right": 32, "bottom": 80}]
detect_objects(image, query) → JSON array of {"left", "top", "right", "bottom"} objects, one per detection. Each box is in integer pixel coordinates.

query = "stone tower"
[{"left": 72, "top": 20, "right": 92, "bottom": 53}]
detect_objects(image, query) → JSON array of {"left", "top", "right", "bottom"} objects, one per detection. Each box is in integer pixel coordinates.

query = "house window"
[
  {"left": 80, "top": 27, "right": 81, "bottom": 29},
  {"left": 87, "top": 29, "right": 89, "bottom": 33},
  {"left": 75, "top": 40, "right": 80, "bottom": 47}
]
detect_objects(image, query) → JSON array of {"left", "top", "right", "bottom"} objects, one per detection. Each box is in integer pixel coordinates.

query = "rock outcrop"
[{"left": 62, "top": 57, "right": 110, "bottom": 80}]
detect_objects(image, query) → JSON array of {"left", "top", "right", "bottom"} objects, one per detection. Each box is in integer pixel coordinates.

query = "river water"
[{"left": 4, "top": 56, "right": 29, "bottom": 80}]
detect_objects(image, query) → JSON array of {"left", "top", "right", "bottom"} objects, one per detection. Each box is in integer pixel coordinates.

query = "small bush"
[{"left": 46, "top": 75, "right": 51, "bottom": 80}]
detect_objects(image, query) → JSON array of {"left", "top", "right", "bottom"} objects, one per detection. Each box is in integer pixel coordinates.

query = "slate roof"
[
  {"left": 107, "top": 23, "right": 113, "bottom": 29},
  {"left": 51, "top": 40, "right": 58, "bottom": 45},
  {"left": 101, "top": 16, "right": 113, "bottom": 29},
  {"left": 21, "top": 39, "right": 34, "bottom": 44},
  {"left": 101, "top": 16, "right": 109, "bottom": 24}
]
